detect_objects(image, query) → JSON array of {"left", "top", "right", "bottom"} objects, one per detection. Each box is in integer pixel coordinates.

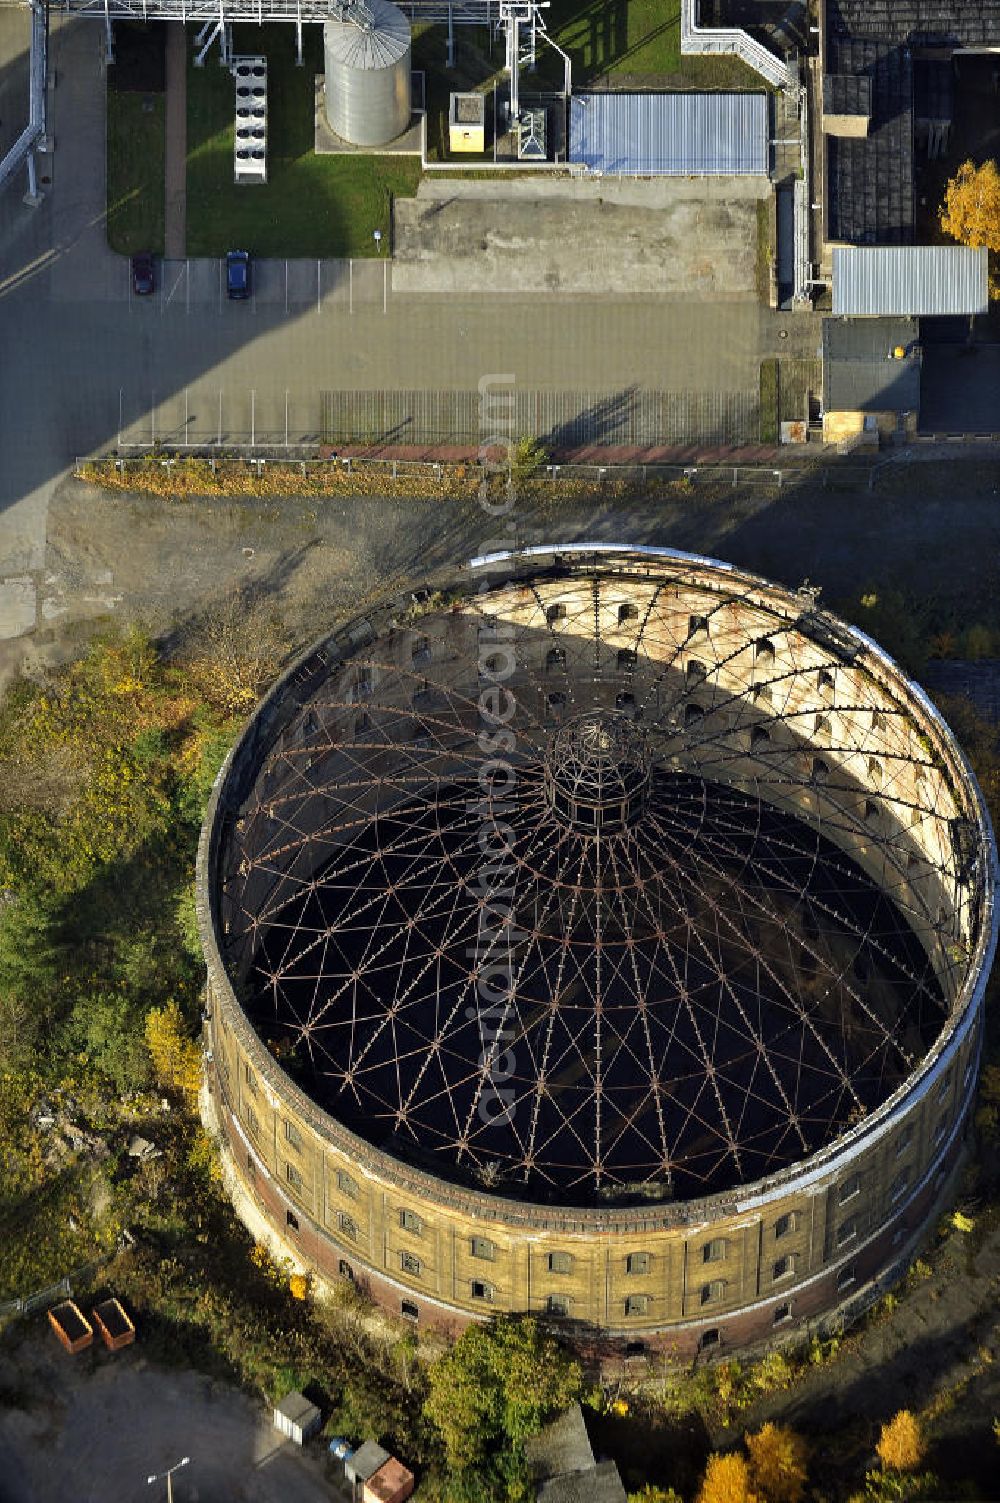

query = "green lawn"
[
  {"left": 544, "top": 0, "right": 763, "bottom": 88},
  {"left": 186, "top": 25, "right": 420, "bottom": 258},
  {"left": 413, "top": 25, "right": 500, "bottom": 163},
  {"left": 106, "top": 91, "right": 166, "bottom": 255}
]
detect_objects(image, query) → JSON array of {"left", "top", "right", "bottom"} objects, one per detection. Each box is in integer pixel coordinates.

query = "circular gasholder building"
[{"left": 197, "top": 546, "right": 997, "bottom": 1357}]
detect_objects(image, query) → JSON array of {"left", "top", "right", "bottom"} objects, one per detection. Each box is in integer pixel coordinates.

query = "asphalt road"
[
  {"left": 0, "top": 15, "right": 812, "bottom": 667},
  {"left": 0, "top": 1336, "right": 337, "bottom": 1503}
]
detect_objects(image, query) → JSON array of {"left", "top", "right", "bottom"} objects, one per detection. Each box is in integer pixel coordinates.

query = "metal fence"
[
  {"left": 319, "top": 388, "right": 761, "bottom": 448},
  {"left": 81, "top": 451, "right": 890, "bottom": 496},
  {"left": 0, "top": 1251, "right": 114, "bottom": 1326}
]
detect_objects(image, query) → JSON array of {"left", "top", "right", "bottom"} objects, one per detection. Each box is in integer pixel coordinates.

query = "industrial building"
[
  {"left": 197, "top": 545, "right": 997, "bottom": 1359},
  {"left": 820, "top": 0, "right": 1000, "bottom": 248}
]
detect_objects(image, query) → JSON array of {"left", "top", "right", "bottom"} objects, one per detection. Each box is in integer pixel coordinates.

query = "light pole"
[{"left": 147, "top": 1457, "right": 190, "bottom": 1503}]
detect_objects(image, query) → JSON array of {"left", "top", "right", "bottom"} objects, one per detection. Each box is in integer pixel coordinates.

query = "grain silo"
[{"left": 324, "top": 0, "right": 411, "bottom": 147}]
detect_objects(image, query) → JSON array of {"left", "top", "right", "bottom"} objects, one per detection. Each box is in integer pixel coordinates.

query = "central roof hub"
[{"left": 545, "top": 710, "right": 652, "bottom": 833}]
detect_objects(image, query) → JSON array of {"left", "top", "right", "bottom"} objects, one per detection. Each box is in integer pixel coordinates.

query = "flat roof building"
[
  {"left": 569, "top": 92, "right": 768, "bottom": 175},
  {"left": 832, "top": 246, "right": 989, "bottom": 316}
]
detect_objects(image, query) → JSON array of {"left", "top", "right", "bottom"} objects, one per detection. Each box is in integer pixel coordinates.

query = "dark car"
[
  {"left": 131, "top": 253, "right": 155, "bottom": 296},
  {"left": 226, "top": 250, "right": 251, "bottom": 300}
]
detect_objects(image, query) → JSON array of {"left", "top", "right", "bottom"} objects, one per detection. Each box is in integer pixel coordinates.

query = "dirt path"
[{"left": 164, "top": 22, "right": 187, "bottom": 260}]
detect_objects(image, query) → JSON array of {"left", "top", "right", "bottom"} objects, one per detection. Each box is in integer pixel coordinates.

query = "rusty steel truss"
[{"left": 216, "top": 554, "right": 988, "bottom": 1208}]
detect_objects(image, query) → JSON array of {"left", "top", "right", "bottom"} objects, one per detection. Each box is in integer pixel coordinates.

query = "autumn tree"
[
  {"left": 697, "top": 1452, "right": 759, "bottom": 1503},
  {"left": 876, "top": 1410, "right": 926, "bottom": 1472},
  {"left": 424, "top": 1315, "right": 582, "bottom": 1497},
  {"left": 746, "top": 1423, "right": 809, "bottom": 1503},
  {"left": 940, "top": 159, "right": 1000, "bottom": 252},
  {"left": 145, "top": 999, "right": 202, "bottom": 1102},
  {"left": 180, "top": 585, "right": 290, "bottom": 717}
]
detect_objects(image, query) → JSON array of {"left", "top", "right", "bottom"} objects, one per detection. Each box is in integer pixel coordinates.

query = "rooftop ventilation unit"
[{"left": 232, "top": 55, "right": 267, "bottom": 184}]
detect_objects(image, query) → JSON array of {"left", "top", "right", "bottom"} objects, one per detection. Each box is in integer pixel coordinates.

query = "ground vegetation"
[{"left": 4, "top": 596, "right": 1000, "bottom": 1500}]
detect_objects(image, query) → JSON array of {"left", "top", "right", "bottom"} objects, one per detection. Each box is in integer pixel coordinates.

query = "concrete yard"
[{"left": 392, "top": 176, "right": 770, "bottom": 297}]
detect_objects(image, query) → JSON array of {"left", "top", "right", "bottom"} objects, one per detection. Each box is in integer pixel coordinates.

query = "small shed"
[
  {"left": 345, "top": 1440, "right": 391, "bottom": 1489},
  {"left": 364, "top": 1456, "right": 415, "bottom": 1503},
  {"left": 48, "top": 1300, "right": 94, "bottom": 1355},
  {"left": 92, "top": 1297, "right": 135, "bottom": 1351},
  {"left": 273, "top": 1390, "right": 322, "bottom": 1446},
  {"left": 449, "top": 92, "right": 485, "bottom": 153},
  {"left": 821, "top": 316, "right": 921, "bottom": 443}
]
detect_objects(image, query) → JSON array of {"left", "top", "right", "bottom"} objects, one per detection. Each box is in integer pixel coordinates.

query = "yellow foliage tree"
[
  {"left": 940, "top": 159, "right": 1000, "bottom": 251},
  {"left": 745, "top": 1423, "right": 809, "bottom": 1503},
  {"left": 697, "top": 1452, "right": 759, "bottom": 1503},
  {"left": 939, "top": 159, "right": 1000, "bottom": 296},
  {"left": 145, "top": 999, "right": 202, "bottom": 1103},
  {"left": 876, "top": 1410, "right": 926, "bottom": 1472}
]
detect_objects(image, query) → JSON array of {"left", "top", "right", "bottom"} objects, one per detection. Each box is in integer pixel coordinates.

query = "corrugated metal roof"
[
  {"left": 832, "top": 246, "right": 989, "bottom": 315},
  {"left": 568, "top": 92, "right": 768, "bottom": 176},
  {"left": 324, "top": 0, "right": 410, "bottom": 69}
]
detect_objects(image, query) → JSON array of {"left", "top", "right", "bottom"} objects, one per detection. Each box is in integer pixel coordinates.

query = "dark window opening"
[
  {"left": 286, "top": 1210, "right": 299, "bottom": 1232},
  {"left": 401, "top": 1300, "right": 419, "bottom": 1321}
]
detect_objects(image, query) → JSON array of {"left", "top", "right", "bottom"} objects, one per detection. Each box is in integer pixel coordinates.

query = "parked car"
[
  {"left": 131, "top": 252, "right": 155, "bottom": 296},
  {"left": 226, "top": 249, "right": 251, "bottom": 300}
]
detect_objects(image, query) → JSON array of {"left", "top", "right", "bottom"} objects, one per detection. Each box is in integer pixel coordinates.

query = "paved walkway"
[{"left": 164, "top": 21, "right": 186, "bottom": 258}]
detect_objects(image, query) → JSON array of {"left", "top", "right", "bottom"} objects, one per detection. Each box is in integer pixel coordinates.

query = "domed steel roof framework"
[{"left": 214, "top": 548, "right": 989, "bottom": 1213}]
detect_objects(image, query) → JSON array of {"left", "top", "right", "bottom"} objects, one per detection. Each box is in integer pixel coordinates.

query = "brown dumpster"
[
  {"left": 48, "top": 1300, "right": 94, "bottom": 1354},
  {"left": 92, "top": 1297, "right": 135, "bottom": 1351}
]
